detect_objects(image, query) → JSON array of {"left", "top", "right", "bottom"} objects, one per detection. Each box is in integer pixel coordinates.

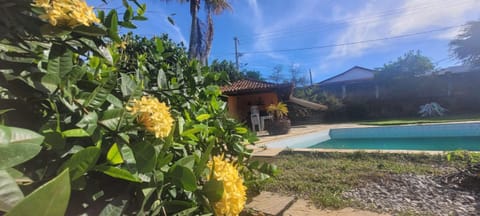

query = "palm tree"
[
  {"left": 450, "top": 21, "right": 480, "bottom": 66},
  {"left": 172, "top": 0, "right": 231, "bottom": 64}
]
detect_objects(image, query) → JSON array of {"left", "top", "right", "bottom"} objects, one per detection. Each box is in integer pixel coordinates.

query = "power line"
[
  {"left": 238, "top": 0, "right": 470, "bottom": 43},
  {"left": 235, "top": 24, "right": 465, "bottom": 55}
]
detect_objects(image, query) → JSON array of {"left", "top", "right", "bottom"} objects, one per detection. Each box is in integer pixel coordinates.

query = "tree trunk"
[
  {"left": 188, "top": 0, "right": 200, "bottom": 60},
  {"left": 200, "top": 9, "right": 214, "bottom": 65}
]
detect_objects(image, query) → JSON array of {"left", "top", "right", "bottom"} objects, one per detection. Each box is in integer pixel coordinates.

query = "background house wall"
[
  {"left": 303, "top": 66, "right": 480, "bottom": 121},
  {"left": 321, "top": 67, "right": 375, "bottom": 85}
]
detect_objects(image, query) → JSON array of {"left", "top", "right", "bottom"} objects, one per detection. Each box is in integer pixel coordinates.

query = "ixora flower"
[
  {"left": 208, "top": 155, "right": 247, "bottom": 216},
  {"left": 32, "top": 0, "right": 100, "bottom": 27},
  {"left": 126, "top": 96, "right": 174, "bottom": 138}
]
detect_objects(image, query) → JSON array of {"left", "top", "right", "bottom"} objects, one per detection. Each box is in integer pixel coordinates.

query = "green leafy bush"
[
  {"left": 0, "top": 1, "right": 272, "bottom": 215},
  {"left": 446, "top": 150, "right": 480, "bottom": 164}
]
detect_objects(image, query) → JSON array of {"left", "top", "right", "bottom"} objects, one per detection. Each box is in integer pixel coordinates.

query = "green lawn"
[
  {"left": 259, "top": 152, "right": 466, "bottom": 209},
  {"left": 359, "top": 114, "right": 480, "bottom": 126}
]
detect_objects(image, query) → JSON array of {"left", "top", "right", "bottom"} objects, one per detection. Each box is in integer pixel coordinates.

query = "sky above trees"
[{"left": 89, "top": 0, "right": 480, "bottom": 82}]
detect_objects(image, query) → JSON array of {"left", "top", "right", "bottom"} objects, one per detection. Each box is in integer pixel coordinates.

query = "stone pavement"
[{"left": 245, "top": 192, "right": 390, "bottom": 216}]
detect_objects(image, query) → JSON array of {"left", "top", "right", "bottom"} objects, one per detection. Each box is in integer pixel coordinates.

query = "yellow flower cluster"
[
  {"left": 33, "top": 0, "right": 100, "bottom": 27},
  {"left": 126, "top": 96, "right": 174, "bottom": 138},
  {"left": 208, "top": 155, "right": 247, "bottom": 216}
]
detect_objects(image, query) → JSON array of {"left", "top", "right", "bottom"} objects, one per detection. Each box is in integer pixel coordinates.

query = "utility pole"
[
  {"left": 234, "top": 37, "right": 240, "bottom": 71},
  {"left": 309, "top": 68, "right": 313, "bottom": 86}
]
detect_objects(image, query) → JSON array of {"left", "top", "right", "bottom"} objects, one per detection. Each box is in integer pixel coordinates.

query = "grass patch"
[
  {"left": 359, "top": 114, "right": 480, "bottom": 126},
  {"left": 260, "top": 151, "right": 464, "bottom": 209}
]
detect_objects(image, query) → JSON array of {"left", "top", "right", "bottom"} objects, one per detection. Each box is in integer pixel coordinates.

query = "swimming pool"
[
  {"left": 277, "top": 123, "right": 480, "bottom": 151},
  {"left": 309, "top": 123, "right": 480, "bottom": 151},
  {"left": 309, "top": 137, "right": 480, "bottom": 151}
]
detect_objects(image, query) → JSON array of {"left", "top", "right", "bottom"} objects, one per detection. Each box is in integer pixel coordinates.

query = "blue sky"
[{"left": 89, "top": 0, "right": 480, "bottom": 83}]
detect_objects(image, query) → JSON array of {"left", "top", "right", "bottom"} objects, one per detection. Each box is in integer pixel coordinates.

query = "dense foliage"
[
  {"left": 209, "top": 60, "right": 241, "bottom": 84},
  {"left": 376, "top": 50, "right": 434, "bottom": 80},
  {"left": 209, "top": 59, "right": 263, "bottom": 83},
  {"left": 0, "top": 1, "right": 274, "bottom": 215}
]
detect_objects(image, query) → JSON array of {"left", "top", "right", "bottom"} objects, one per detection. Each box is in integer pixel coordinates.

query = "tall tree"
[
  {"left": 289, "top": 64, "right": 308, "bottom": 86},
  {"left": 450, "top": 21, "right": 480, "bottom": 66},
  {"left": 243, "top": 70, "right": 263, "bottom": 80},
  {"left": 269, "top": 64, "right": 284, "bottom": 83},
  {"left": 376, "top": 50, "right": 434, "bottom": 79},
  {"left": 173, "top": 0, "right": 231, "bottom": 64},
  {"left": 210, "top": 59, "right": 243, "bottom": 82}
]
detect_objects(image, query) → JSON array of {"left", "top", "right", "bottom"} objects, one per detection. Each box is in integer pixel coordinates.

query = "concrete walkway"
[{"left": 246, "top": 192, "right": 389, "bottom": 216}]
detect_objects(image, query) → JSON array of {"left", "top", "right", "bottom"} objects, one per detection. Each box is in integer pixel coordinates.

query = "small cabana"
[{"left": 221, "top": 79, "right": 327, "bottom": 131}]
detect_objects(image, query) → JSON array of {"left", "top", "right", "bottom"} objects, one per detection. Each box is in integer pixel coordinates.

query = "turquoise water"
[{"left": 309, "top": 136, "right": 480, "bottom": 151}]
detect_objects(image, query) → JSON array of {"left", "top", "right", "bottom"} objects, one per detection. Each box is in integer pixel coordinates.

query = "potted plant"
[{"left": 265, "top": 102, "right": 291, "bottom": 135}]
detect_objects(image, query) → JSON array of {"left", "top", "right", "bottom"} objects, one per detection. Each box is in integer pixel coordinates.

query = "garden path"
[{"left": 246, "top": 191, "right": 389, "bottom": 216}]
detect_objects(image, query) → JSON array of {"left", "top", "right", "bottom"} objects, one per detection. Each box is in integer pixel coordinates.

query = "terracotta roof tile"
[{"left": 221, "top": 79, "right": 291, "bottom": 95}]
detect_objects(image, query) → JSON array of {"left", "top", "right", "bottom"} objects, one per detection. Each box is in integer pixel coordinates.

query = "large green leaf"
[
  {"left": 119, "top": 21, "right": 136, "bottom": 29},
  {"left": 107, "top": 143, "right": 124, "bottom": 165},
  {"left": 132, "top": 141, "right": 157, "bottom": 173},
  {"left": 99, "top": 199, "right": 127, "bottom": 216},
  {"left": 202, "top": 179, "right": 224, "bottom": 203},
  {"left": 58, "top": 147, "right": 101, "bottom": 181},
  {"left": 195, "top": 140, "right": 214, "bottom": 177},
  {"left": 43, "top": 131, "right": 65, "bottom": 151},
  {"left": 75, "top": 112, "right": 98, "bottom": 135},
  {"left": 120, "top": 145, "right": 136, "bottom": 165},
  {"left": 83, "top": 73, "right": 117, "bottom": 110},
  {"left": 174, "top": 156, "right": 195, "bottom": 170},
  {"left": 94, "top": 165, "right": 141, "bottom": 182},
  {"left": 123, "top": 5, "right": 133, "bottom": 22},
  {"left": 0, "top": 170, "right": 24, "bottom": 212},
  {"left": 72, "top": 25, "right": 107, "bottom": 37},
  {"left": 0, "top": 126, "right": 44, "bottom": 169},
  {"left": 61, "top": 129, "right": 89, "bottom": 138},
  {"left": 105, "top": 10, "right": 121, "bottom": 43},
  {"left": 120, "top": 73, "right": 137, "bottom": 97},
  {"left": 162, "top": 200, "right": 195, "bottom": 215},
  {"left": 173, "top": 207, "right": 199, "bottom": 216},
  {"left": 106, "top": 94, "right": 123, "bottom": 108},
  {"left": 156, "top": 153, "right": 173, "bottom": 170},
  {"left": 40, "top": 73, "right": 60, "bottom": 92},
  {"left": 47, "top": 45, "right": 73, "bottom": 80},
  {"left": 6, "top": 169, "right": 71, "bottom": 216},
  {"left": 195, "top": 114, "right": 210, "bottom": 122},
  {"left": 157, "top": 68, "right": 167, "bottom": 89},
  {"left": 99, "top": 108, "right": 124, "bottom": 131},
  {"left": 170, "top": 165, "right": 197, "bottom": 192}
]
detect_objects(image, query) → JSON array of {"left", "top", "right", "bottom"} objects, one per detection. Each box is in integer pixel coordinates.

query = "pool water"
[{"left": 309, "top": 136, "right": 480, "bottom": 151}]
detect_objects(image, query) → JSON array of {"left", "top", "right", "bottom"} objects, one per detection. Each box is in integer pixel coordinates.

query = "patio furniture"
[
  {"left": 251, "top": 114, "right": 261, "bottom": 132},
  {"left": 260, "top": 115, "right": 273, "bottom": 131}
]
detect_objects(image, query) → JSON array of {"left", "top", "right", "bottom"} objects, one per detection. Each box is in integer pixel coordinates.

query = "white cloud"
[
  {"left": 327, "top": 0, "right": 480, "bottom": 59},
  {"left": 435, "top": 26, "right": 466, "bottom": 40},
  {"left": 390, "top": 0, "right": 479, "bottom": 35},
  {"left": 327, "top": 2, "right": 387, "bottom": 59},
  {"left": 241, "top": 0, "right": 328, "bottom": 62}
]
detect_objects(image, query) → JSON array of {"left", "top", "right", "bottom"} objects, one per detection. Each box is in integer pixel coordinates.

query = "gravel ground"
[{"left": 343, "top": 174, "right": 480, "bottom": 216}]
